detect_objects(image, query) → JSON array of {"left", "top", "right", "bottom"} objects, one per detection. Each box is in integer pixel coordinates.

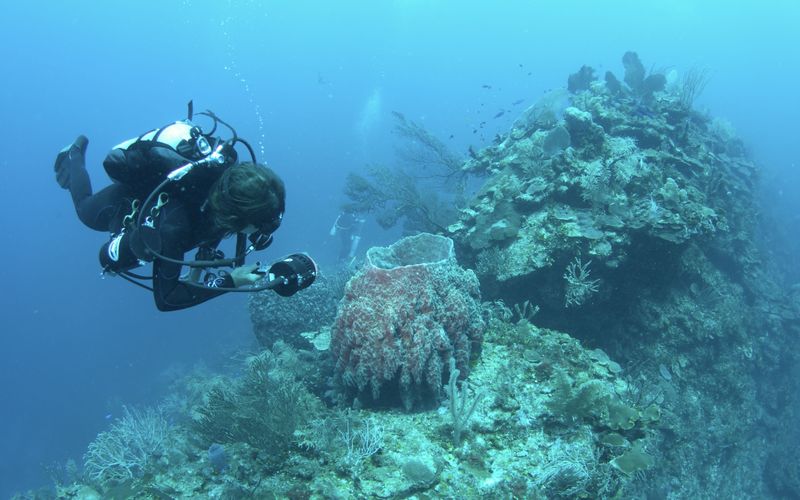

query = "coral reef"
[
  {"left": 17, "top": 52, "right": 800, "bottom": 500},
  {"left": 451, "top": 53, "right": 756, "bottom": 312},
  {"left": 41, "top": 317, "right": 659, "bottom": 499},
  {"left": 330, "top": 233, "right": 484, "bottom": 409},
  {"left": 447, "top": 52, "right": 800, "bottom": 498}
]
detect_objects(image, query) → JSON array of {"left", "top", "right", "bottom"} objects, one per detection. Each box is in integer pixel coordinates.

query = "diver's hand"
[{"left": 230, "top": 264, "right": 263, "bottom": 287}]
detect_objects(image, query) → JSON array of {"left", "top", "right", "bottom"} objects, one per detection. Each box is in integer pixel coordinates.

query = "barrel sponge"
[{"left": 331, "top": 233, "right": 484, "bottom": 409}]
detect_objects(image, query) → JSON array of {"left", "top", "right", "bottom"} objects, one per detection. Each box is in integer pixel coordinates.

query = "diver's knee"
[{"left": 75, "top": 203, "right": 112, "bottom": 231}]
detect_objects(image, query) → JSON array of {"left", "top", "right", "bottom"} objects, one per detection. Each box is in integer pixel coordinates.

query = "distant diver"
[
  {"left": 54, "top": 102, "right": 317, "bottom": 311},
  {"left": 330, "top": 210, "right": 366, "bottom": 263}
]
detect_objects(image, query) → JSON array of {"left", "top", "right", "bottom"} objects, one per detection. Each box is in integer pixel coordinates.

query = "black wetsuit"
[{"left": 62, "top": 145, "right": 235, "bottom": 311}]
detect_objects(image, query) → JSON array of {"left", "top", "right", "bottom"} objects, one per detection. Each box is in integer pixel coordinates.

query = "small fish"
[
  {"left": 493, "top": 110, "right": 505, "bottom": 119},
  {"left": 518, "top": 63, "right": 523, "bottom": 68},
  {"left": 481, "top": 84, "right": 492, "bottom": 89},
  {"left": 632, "top": 104, "right": 655, "bottom": 118},
  {"left": 472, "top": 129, "right": 478, "bottom": 134},
  {"left": 512, "top": 99, "right": 524, "bottom": 105},
  {"left": 479, "top": 121, "right": 486, "bottom": 128},
  {"left": 449, "top": 134, "right": 454, "bottom": 139}
]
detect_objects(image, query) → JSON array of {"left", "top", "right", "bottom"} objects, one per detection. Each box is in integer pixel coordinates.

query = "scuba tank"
[
  {"left": 103, "top": 119, "right": 238, "bottom": 198},
  {"left": 102, "top": 102, "right": 258, "bottom": 197}
]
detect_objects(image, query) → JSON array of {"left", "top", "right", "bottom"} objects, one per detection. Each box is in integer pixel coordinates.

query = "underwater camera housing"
[{"left": 261, "top": 253, "right": 318, "bottom": 297}]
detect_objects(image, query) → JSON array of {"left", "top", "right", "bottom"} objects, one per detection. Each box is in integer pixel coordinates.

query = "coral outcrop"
[
  {"left": 46, "top": 317, "right": 658, "bottom": 499},
  {"left": 451, "top": 53, "right": 757, "bottom": 314},
  {"left": 446, "top": 52, "right": 799, "bottom": 498}
]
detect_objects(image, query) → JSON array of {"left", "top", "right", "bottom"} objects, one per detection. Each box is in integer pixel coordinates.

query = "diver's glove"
[{"left": 230, "top": 263, "right": 264, "bottom": 287}]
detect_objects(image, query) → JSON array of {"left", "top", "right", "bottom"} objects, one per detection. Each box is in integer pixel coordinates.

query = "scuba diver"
[
  {"left": 329, "top": 210, "right": 365, "bottom": 262},
  {"left": 54, "top": 104, "right": 316, "bottom": 311}
]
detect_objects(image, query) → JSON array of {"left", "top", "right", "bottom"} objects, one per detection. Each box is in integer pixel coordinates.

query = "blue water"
[{"left": 1, "top": 0, "right": 798, "bottom": 495}]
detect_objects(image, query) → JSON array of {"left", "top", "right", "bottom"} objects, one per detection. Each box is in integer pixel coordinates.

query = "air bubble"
[{"left": 219, "top": 14, "right": 267, "bottom": 160}]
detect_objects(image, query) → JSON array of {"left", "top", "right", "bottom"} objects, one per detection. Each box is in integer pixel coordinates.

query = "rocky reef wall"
[{"left": 446, "top": 52, "right": 800, "bottom": 497}]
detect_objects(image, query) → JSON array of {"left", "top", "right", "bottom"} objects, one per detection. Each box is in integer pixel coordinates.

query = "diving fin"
[{"left": 54, "top": 135, "right": 89, "bottom": 189}]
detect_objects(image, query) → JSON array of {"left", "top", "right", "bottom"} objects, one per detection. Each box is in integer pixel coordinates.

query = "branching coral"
[
  {"left": 563, "top": 257, "right": 601, "bottom": 307},
  {"left": 342, "top": 111, "right": 468, "bottom": 235},
  {"left": 83, "top": 406, "right": 170, "bottom": 485},
  {"left": 343, "top": 165, "right": 457, "bottom": 234},
  {"left": 391, "top": 111, "right": 464, "bottom": 179},
  {"left": 193, "top": 349, "right": 319, "bottom": 463}
]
